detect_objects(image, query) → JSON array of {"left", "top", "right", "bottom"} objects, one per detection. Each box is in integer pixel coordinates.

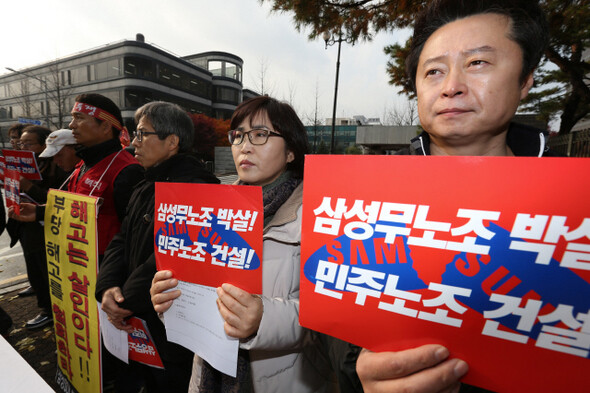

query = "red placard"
[
  {"left": 127, "top": 317, "right": 164, "bottom": 369},
  {"left": 4, "top": 168, "right": 21, "bottom": 215},
  {"left": 154, "top": 183, "right": 263, "bottom": 294},
  {"left": 300, "top": 155, "right": 590, "bottom": 393},
  {"left": 2, "top": 149, "right": 42, "bottom": 180}
]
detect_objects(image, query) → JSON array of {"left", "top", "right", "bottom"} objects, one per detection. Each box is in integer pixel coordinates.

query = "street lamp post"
[
  {"left": 323, "top": 31, "right": 352, "bottom": 154},
  {"left": 6, "top": 67, "right": 50, "bottom": 127}
]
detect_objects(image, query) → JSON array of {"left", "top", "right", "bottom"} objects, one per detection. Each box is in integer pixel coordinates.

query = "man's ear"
[
  {"left": 520, "top": 72, "right": 534, "bottom": 100},
  {"left": 167, "top": 134, "right": 180, "bottom": 151},
  {"left": 100, "top": 120, "right": 113, "bottom": 137}
]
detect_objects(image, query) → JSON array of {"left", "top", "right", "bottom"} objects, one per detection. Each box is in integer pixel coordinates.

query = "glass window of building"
[
  {"left": 225, "top": 63, "right": 242, "bottom": 82},
  {"left": 209, "top": 61, "right": 222, "bottom": 76},
  {"left": 96, "top": 59, "right": 121, "bottom": 80},
  {"left": 124, "top": 57, "right": 154, "bottom": 79},
  {"left": 215, "top": 87, "right": 239, "bottom": 104},
  {"left": 87, "top": 64, "right": 96, "bottom": 81},
  {"left": 125, "top": 89, "right": 153, "bottom": 108},
  {"left": 71, "top": 66, "right": 87, "bottom": 85}
]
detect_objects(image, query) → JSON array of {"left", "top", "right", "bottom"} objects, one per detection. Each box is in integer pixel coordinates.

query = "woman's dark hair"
[
  {"left": 134, "top": 101, "right": 194, "bottom": 153},
  {"left": 230, "top": 96, "right": 309, "bottom": 178},
  {"left": 21, "top": 125, "right": 51, "bottom": 145},
  {"left": 8, "top": 123, "right": 26, "bottom": 137},
  {"left": 406, "top": 0, "right": 548, "bottom": 91},
  {"left": 74, "top": 93, "right": 124, "bottom": 139}
]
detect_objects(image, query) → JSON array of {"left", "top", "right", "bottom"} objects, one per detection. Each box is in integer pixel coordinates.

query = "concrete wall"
[{"left": 214, "top": 146, "right": 236, "bottom": 174}]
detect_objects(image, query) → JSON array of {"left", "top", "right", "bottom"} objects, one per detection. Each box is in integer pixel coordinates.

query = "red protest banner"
[
  {"left": 2, "top": 149, "right": 42, "bottom": 180},
  {"left": 4, "top": 169, "right": 21, "bottom": 215},
  {"left": 154, "top": 183, "right": 263, "bottom": 294},
  {"left": 300, "top": 155, "right": 590, "bottom": 393}
]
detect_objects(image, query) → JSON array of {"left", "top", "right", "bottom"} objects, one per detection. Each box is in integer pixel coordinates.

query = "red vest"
[{"left": 68, "top": 150, "right": 138, "bottom": 255}]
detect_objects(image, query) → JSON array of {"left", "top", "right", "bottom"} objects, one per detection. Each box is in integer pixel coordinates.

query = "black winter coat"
[{"left": 95, "top": 153, "right": 220, "bottom": 362}]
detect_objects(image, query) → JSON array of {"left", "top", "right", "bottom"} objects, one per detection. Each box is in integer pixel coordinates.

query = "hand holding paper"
[
  {"left": 216, "top": 283, "right": 263, "bottom": 339},
  {"left": 101, "top": 287, "right": 134, "bottom": 333},
  {"left": 150, "top": 270, "right": 181, "bottom": 314}
]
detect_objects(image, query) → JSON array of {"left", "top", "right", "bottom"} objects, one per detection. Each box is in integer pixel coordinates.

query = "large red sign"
[
  {"left": 154, "top": 183, "right": 263, "bottom": 294},
  {"left": 300, "top": 155, "right": 590, "bottom": 393}
]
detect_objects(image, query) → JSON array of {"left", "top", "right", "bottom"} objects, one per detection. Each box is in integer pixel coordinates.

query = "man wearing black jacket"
[
  {"left": 96, "top": 101, "right": 219, "bottom": 393},
  {"left": 356, "top": 1, "right": 555, "bottom": 392}
]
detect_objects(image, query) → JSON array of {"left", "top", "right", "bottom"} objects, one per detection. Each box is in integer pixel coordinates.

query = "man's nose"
[{"left": 441, "top": 67, "right": 466, "bottom": 98}]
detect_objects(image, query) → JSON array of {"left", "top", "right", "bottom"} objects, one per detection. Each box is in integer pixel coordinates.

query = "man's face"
[
  {"left": 69, "top": 111, "right": 112, "bottom": 147},
  {"left": 9, "top": 130, "right": 21, "bottom": 149},
  {"left": 415, "top": 13, "right": 533, "bottom": 153},
  {"left": 53, "top": 145, "right": 80, "bottom": 172},
  {"left": 19, "top": 131, "right": 45, "bottom": 155},
  {"left": 131, "top": 117, "right": 176, "bottom": 169}
]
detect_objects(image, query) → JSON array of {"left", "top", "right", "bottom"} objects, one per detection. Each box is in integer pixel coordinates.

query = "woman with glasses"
[{"left": 150, "top": 96, "right": 337, "bottom": 392}]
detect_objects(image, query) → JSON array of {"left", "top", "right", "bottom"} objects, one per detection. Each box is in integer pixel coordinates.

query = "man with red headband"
[
  {"left": 69, "top": 93, "right": 144, "bottom": 392},
  {"left": 68, "top": 93, "right": 143, "bottom": 258}
]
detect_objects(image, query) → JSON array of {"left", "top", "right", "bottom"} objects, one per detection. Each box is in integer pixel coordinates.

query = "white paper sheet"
[
  {"left": 163, "top": 281, "right": 239, "bottom": 377},
  {"left": 98, "top": 302, "right": 129, "bottom": 364}
]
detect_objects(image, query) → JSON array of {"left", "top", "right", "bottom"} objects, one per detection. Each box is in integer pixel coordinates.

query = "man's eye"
[{"left": 470, "top": 60, "right": 487, "bottom": 66}]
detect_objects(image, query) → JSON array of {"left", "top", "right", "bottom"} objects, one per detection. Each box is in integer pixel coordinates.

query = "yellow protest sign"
[{"left": 45, "top": 189, "right": 101, "bottom": 393}]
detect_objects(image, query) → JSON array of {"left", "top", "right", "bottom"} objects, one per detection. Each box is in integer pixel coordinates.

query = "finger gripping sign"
[
  {"left": 300, "top": 155, "right": 590, "bottom": 393},
  {"left": 155, "top": 183, "right": 263, "bottom": 294}
]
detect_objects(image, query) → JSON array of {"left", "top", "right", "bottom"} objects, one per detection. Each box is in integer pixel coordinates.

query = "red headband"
[{"left": 72, "top": 102, "right": 123, "bottom": 131}]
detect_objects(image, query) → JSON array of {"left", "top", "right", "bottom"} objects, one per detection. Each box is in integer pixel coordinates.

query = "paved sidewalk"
[{"left": 1, "top": 287, "right": 59, "bottom": 392}]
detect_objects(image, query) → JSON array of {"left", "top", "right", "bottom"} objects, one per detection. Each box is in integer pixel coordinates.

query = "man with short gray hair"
[{"left": 96, "top": 101, "right": 219, "bottom": 392}]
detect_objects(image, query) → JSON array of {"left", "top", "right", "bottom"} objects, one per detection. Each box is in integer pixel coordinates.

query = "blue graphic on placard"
[
  {"left": 155, "top": 213, "right": 260, "bottom": 270},
  {"left": 304, "top": 221, "right": 427, "bottom": 291},
  {"left": 304, "top": 221, "right": 589, "bottom": 346},
  {"left": 440, "top": 223, "right": 590, "bottom": 341}
]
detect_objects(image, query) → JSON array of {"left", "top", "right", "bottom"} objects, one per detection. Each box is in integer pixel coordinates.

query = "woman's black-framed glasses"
[
  {"left": 133, "top": 129, "right": 158, "bottom": 142},
  {"left": 228, "top": 127, "right": 283, "bottom": 145}
]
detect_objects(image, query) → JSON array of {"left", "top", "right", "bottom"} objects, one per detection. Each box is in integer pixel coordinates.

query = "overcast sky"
[{"left": 1, "top": 0, "right": 412, "bottom": 124}]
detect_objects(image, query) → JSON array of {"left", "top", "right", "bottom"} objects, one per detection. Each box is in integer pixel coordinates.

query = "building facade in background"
[{"left": 0, "top": 34, "right": 252, "bottom": 139}]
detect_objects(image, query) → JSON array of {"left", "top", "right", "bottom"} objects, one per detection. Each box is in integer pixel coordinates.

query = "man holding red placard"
[
  {"left": 356, "top": 1, "right": 558, "bottom": 392},
  {"left": 96, "top": 101, "right": 219, "bottom": 392}
]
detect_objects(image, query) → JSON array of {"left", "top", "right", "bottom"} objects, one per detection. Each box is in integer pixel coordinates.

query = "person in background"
[
  {"left": 96, "top": 101, "right": 220, "bottom": 393},
  {"left": 150, "top": 96, "right": 338, "bottom": 392},
  {"left": 356, "top": 1, "right": 553, "bottom": 392},
  {"left": 39, "top": 128, "right": 81, "bottom": 172},
  {"left": 7, "top": 125, "right": 68, "bottom": 329},
  {"left": 7, "top": 123, "right": 26, "bottom": 150},
  {"left": 6, "top": 123, "right": 29, "bottom": 297}
]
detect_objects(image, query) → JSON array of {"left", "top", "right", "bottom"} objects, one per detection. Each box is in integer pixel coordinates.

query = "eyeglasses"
[
  {"left": 228, "top": 127, "right": 283, "bottom": 145},
  {"left": 17, "top": 142, "right": 39, "bottom": 149},
  {"left": 132, "top": 129, "right": 158, "bottom": 142}
]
